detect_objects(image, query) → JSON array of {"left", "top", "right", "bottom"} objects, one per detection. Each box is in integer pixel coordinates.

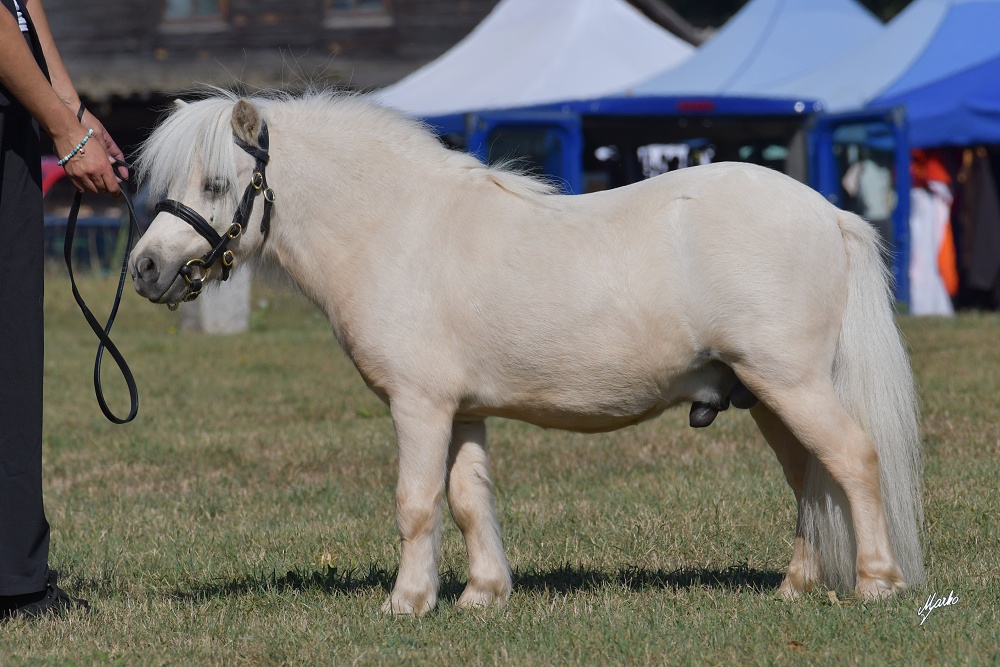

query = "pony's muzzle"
[{"left": 130, "top": 252, "right": 177, "bottom": 304}]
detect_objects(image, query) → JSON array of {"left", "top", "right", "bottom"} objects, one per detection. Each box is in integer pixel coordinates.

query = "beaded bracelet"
[{"left": 57, "top": 128, "right": 94, "bottom": 167}]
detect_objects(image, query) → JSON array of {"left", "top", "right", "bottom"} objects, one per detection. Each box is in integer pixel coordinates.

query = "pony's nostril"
[{"left": 136, "top": 256, "right": 159, "bottom": 283}]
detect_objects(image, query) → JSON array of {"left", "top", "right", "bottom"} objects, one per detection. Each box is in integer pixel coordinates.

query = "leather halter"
[{"left": 153, "top": 122, "right": 275, "bottom": 305}]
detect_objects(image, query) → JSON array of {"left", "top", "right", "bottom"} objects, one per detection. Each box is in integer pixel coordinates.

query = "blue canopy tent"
[
  {"left": 759, "top": 0, "right": 954, "bottom": 111},
  {"left": 874, "top": 54, "right": 1000, "bottom": 147},
  {"left": 758, "top": 0, "right": 1000, "bottom": 127},
  {"left": 625, "top": 0, "right": 883, "bottom": 96},
  {"left": 868, "top": 0, "right": 1000, "bottom": 147}
]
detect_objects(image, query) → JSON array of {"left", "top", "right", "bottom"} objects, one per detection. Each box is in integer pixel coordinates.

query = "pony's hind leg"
[
  {"left": 382, "top": 395, "right": 453, "bottom": 615},
  {"left": 755, "top": 379, "right": 905, "bottom": 598},
  {"left": 751, "top": 403, "right": 819, "bottom": 598},
  {"left": 446, "top": 420, "right": 512, "bottom": 608}
]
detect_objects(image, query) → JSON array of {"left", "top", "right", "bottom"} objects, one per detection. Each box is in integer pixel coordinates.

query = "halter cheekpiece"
[{"left": 153, "top": 121, "right": 275, "bottom": 308}]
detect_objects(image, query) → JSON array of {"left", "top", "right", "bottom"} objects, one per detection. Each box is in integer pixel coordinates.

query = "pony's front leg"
[
  {"left": 447, "top": 419, "right": 512, "bottom": 608},
  {"left": 382, "top": 395, "right": 453, "bottom": 616}
]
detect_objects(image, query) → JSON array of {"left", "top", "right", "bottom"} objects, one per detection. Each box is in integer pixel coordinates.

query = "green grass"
[{"left": 2, "top": 270, "right": 999, "bottom": 665}]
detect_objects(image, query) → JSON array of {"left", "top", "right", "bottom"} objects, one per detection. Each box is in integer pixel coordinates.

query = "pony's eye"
[{"left": 204, "top": 178, "right": 228, "bottom": 194}]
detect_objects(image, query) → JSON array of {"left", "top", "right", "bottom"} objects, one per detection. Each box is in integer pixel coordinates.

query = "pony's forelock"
[{"left": 135, "top": 88, "right": 278, "bottom": 204}]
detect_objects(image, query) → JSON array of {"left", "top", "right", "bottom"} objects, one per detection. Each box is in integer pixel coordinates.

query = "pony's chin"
[
  {"left": 153, "top": 288, "right": 194, "bottom": 311},
  {"left": 141, "top": 276, "right": 192, "bottom": 309},
  {"left": 145, "top": 294, "right": 181, "bottom": 309}
]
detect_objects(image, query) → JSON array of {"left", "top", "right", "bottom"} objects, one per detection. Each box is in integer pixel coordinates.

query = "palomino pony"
[{"left": 130, "top": 91, "right": 924, "bottom": 614}]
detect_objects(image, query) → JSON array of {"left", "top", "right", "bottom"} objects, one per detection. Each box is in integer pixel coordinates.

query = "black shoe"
[{"left": 0, "top": 570, "right": 90, "bottom": 620}]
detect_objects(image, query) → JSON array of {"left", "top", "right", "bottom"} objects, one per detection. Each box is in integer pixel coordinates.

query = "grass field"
[{"left": 2, "top": 270, "right": 998, "bottom": 665}]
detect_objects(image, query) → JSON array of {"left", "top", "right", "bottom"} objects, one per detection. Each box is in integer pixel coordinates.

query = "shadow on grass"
[
  {"left": 171, "top": 562, "right": 782, "bottom": 602},
  {"left": 171, "top": 564, "right": 397, "bottom": 602},
  {"left": 508, "top": 562, "right": 783, "bottom": 598}
]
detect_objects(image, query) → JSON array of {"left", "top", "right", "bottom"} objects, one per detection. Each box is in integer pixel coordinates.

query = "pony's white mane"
[{"left": 134, "top": 88, "right": 557, "bottom": 205}]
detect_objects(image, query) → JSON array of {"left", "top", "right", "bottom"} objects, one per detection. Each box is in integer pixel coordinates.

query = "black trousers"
[{"left": 0, "top": 85, "right": 48, "bottom": 596}]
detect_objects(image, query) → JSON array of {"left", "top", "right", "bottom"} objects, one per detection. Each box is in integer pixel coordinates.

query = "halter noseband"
[{"left": 153, "top": 122, "right": 275, "bottom": 307}]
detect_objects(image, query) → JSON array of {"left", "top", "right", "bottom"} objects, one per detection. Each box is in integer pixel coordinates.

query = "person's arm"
[
  {"left": 0, "top": 2, "right": 119, "bottom": 193},
  {"left": 28, "top": 0, "right": 126, "bottom": 178}
]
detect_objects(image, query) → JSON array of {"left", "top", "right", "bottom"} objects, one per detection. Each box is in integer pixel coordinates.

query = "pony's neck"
[
  {"left": 248, "top": 95, "right": 555, "bottom": 344},
  {"left": 255, "top": 101, "right": 452, "bottom": 329}
]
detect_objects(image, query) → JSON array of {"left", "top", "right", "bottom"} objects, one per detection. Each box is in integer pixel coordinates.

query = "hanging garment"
[
  {"left": 962, "top": 150, "right": 1000, "bottom": 300},
  {"left": 909, "top": 185, "right": 955, "bottom": 316}
]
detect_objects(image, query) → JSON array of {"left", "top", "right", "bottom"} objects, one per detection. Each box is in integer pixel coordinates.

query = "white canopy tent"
[{"left": 371, "top": 0, "right": 694, "bottom": 118}]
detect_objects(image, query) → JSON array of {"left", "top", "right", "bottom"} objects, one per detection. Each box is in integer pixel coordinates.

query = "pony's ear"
[
  {"left": 173, "top": 98, "right": 188, "bottom": 109},
  {"left": 231, "top": 98, "right": 262, "bottom": 146}
]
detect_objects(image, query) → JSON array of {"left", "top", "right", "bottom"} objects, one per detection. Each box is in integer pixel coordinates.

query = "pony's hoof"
[
  {"left": 381, "top": 591, "right": 436, "bottom": 616},
  {"left": 856, "top": 576, "right": 905, "bottom": 600},
  {"left": 456, "top": 579, "right": 512, "bottom": 609},
  {"left": 689, "top": 402, "right": 718, "bottom": 427},
  {"left": 777, "top": 579, "right": 802, "bottom": 600},
  {"left": 777, "top": 574, "right": 815, "bottom": 600}
]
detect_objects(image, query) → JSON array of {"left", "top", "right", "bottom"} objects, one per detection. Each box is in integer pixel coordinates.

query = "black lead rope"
[{"left": 63, "top": 158, "right": 141, "bottom": 424}]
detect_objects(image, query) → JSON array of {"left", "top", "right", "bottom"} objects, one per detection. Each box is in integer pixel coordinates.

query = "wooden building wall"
[
  {"left": 36, "top": 0, "right": 503, "bottom": 153},
  {"left": 42, "top": 0, "right": 500, "bottom": 61}
]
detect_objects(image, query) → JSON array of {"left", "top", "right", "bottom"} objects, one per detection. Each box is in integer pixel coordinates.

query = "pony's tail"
[{"left": 800, "top": 212, "right": 925, "bottom": 593}]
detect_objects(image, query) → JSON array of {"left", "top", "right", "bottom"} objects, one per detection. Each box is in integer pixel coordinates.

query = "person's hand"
[
  {"left": 54, "top": 122, "right": 121, "bottom": 195},
  {"left": 81, "top": 108, "right": 129, "bottom": 181}
]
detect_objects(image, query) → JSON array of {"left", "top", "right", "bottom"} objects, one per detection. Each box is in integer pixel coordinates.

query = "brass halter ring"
[
  {"left": 181, "top": 258, "right": 206, "bottom": 286},
  {"left": 180, "top": 258, "right": 206, "bottom": 301}
]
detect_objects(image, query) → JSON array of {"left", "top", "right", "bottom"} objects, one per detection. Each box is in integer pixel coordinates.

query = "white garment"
[
  {"left": 842, "top": 159, "right": 894, "bottom": 221},
  {"left": 12, "top": 0, "right": 28, "bottom": 31},
  {"left": 858, "top": 161, "right": 894, "bottom": 221},
  {"left": 909, "top": 185, "right": 954, "bottom": 316}
]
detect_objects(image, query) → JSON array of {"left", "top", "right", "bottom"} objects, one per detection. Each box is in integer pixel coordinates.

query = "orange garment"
[
  {"left": 938, "top": 220, "right": 959, "bottom": 296},
  {"left": 912, "top": 149, "right": 959, "bottom": 297}
]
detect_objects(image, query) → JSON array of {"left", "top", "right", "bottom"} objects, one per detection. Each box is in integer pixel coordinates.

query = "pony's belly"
[
  {"left": 458, "top": 377, "right": 685, "bottom": 433},
  {"left": 457, "top": 360, "right": 738, "bottom": 433},
  {"left": 465, "top": 400, "right": 673, "bottom": 434}
]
